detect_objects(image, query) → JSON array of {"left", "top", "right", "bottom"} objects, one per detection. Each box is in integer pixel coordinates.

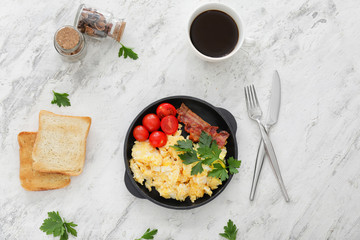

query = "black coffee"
[{"left": 190, "top": 10, "right": 239, "bottom": 58}]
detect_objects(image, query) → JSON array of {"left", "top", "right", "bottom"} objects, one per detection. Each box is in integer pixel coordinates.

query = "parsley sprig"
[
  {"left": 40, "top": 211, "right": 77, "bottom": 240},
  {"left": 119, "top": 43, "right": 138, "bottom": 60},
  {"left": 135, "top": 228, "right": 158, "bottom": 240},
  {"left": 208, "top": 157, "right": 241, "bottom": 181},
  {"left": 51, "top": 90, "right": 71, "bottom": 107},
  {"left": 219, "top": 219, "right": 238, "bottom": 240},
  {"left": 172, "top": 131, "right": 241, "bottom": 180}
]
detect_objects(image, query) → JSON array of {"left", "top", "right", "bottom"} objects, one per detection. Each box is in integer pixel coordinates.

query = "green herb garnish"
[
  {"left": 40, "top": 211, "right": 77, "bottom": 240},
  {"left": 208, "top": 157, "right": 241, "bottom": 181},
  {"left": 51, "top": 90, "right": 71, "bottom": 107},
  {"left": 172, "top": 131, "right": 241, "bottom": 180},
  {"left": 227, "top": 157, "right": 241, "bottom": 174},
  {"left": 135, "top": 228, "right": 158, "bottom": 240},
  {"left": 208, "top": 163, "right": 229, "bottom": 181},
  {"left": 171, "top": 139, "right": 193, "bottom": 152},
  {"left": 219, "top": 219, "right": 238, "bottom": 240},
  {"left": 119, "top": 43, "right": 138, "bottom": 60}
]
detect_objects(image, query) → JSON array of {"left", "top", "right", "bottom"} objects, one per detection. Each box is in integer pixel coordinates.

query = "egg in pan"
[{"left": 130, "top": 127, "right": 226, "bottom": 202}]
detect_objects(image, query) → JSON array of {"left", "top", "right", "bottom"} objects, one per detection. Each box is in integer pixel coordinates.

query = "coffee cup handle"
[{"left": 242, "top": 37, "right": 255, "bottom": 47}]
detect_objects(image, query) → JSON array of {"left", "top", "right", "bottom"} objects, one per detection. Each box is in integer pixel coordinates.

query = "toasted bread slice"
[
  {"left": 18, "top": 132, "right": 71, "bottom": 191},
  {"left": 32, "top": 110, "right": 91, "bottom": 176}
]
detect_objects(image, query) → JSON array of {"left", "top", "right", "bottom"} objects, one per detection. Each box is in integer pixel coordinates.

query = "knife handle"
[{"left": 256, "top": 121, "right": 290, "bottom": 202}]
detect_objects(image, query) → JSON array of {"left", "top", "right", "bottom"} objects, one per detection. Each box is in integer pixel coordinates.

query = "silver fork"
[{"left": 244, "top": 85, "right": 289, "bottom": 202}]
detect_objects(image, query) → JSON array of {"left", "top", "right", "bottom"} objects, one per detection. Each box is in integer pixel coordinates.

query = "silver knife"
[{"left": 249, "top": 70, "right": 290, "bottom": 202}]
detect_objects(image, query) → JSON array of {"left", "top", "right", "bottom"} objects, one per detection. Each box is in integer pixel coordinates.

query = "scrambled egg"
[{"left": 130, "top": 128, "right": 225, "bottom": 202}]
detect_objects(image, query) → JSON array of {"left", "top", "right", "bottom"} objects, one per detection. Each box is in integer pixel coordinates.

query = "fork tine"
[
  {"left": 249, "top": 85, "right": 254, "bottom": 108},
  {"left": 244, "top": 87, "right": 249, "bottom": 111},
  {"left": 248, "top": 85, "right": 254, "bottom": 109},
  {"left": 245, "top": 86, "right": 250, "bottom": 109},
  {"left": 251, "top": 85, "right": 260, "bottom": 107}
]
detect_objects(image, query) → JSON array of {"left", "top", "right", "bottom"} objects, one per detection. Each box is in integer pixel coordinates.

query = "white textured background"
[{"left": 1, "top": 0, "right": 360, "bottom": 239}]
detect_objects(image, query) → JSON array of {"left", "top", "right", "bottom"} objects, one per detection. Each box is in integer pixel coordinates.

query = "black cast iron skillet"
[{"left": 124, "top": 96, "right": 238, "bottom": 210}]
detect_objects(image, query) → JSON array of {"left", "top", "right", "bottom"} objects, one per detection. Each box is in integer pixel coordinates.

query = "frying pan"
[{"left": 123, "top": 96, "right": 238, "bottom": 209}]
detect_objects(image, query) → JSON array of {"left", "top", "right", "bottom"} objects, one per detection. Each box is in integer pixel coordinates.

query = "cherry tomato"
[
  {"left": 156, "top": 103, "right": 177, "bottom": 119},
  {"left": 149, "top": 131, "right": 167, "bottom": 148},
  {"left": 161, "top": 115, "right": 178, "bottom": 135},
  {"left": 142, "top": 114, "right": 160, "bottom": 132},
  {"left": 133, "top": 125, "right": 149, "bottom": 141}
]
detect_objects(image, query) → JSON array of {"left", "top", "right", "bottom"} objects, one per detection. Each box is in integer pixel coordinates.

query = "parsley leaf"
[
  {"left": 208, "top": 163, "right": 229, "bottom": 181},
  {"left": 228, "top": 157, "right": 241, "bottom": 174},
  {"left": 51, "top": 91, "right": 71, "bottom": 107},
  {"left": 135, "top": 228, "right": 158, "bottom": 240},
  {"left": 40, "top": 211, "right": 77, "bottom": 240},
  {"left": 191, "top": 161, "right": 204, "bottom": 175},
  {"left": 48, "top": 211, "right": 63, "bottom": 222},
  {"left": 178, "top": 150, "right": 199, "bottom": 165},
  {"left": 64, "top": 222, "right": 78, "bottom": 237},
  {"left": 172, "top": 139, "right": 193, "bottom": 152},
  {"left": 200, "top": 141, "right": 222, "bottom": 166},
  {"left": 219, "top": 219, "right": 238, "bottom": 240},
  {"left": 197, "top": 132, "right": 220, "bottom": 163},
  {"left": 174, "top": 139, "right": 205, "bottom": 175},
  {"left": 199, "top": 131, "right": 212, "bottom": 148},
  {"left": 40, "top": 212, "right": 64, "bottom": 236},
  {"left": 60, "top": 231, "right": 68, "bottom": 240},
  {"left": 119, "top": 43, "right": 138, "bottom": 60}
]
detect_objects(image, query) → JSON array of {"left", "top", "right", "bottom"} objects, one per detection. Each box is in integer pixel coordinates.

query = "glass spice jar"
[
  {"left": 54, "top": 25, "right": 86, "bottom": 62},
  {"left": 74, "top": 4, "right": 126, "bottom": 42}
]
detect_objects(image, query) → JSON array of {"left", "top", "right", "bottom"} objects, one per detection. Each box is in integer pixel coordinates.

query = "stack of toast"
[{"left": 18, "top": 110, "right": 91, "bottom": 191}]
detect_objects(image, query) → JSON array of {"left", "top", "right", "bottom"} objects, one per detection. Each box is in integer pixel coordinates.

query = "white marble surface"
[{"left": 1, "top": 0, "right": 360, "bottom": 239}]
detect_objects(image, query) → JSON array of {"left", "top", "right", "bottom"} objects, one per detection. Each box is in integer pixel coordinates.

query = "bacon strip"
[{"left": 177, "top": 103, "right": 230, "bottom": 147}]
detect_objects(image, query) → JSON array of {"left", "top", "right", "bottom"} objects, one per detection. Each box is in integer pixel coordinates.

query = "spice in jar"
[
  {"left": 74, "top": 4, "right": 126, "bottom": 42},
  {"left": 54, "top": 25, "right": 86, "bottom": 62}
]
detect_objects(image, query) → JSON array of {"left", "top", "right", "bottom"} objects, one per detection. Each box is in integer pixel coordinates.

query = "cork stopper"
[
  {"left": 54, "top": 25, "right": 86, "bottom": 60},
  {"left": 55, "top": 27, "right": 80, "bottom": 50},
  {"left": 114, "top": 22, "right": 126, "bottom": 42}
]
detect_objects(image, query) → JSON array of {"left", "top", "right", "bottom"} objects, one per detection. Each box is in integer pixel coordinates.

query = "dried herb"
[{"left": 77, "top": 6, "right": 125, "bottom": 42}]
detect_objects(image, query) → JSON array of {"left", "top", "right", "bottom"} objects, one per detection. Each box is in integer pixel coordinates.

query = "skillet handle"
[
  {"left": 217, "top": 108, "right": 237, "bottom": 134},
  {"left": 124, "top": 173, "right": 145, "bottom": 199}
]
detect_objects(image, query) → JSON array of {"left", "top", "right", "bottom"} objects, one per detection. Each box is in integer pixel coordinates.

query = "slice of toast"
[
  {"left": 18, "top": 132, "right": 71, "bottom": 191},
  {"left": 32, "top": 110, "right": 91, "bottom": 176}
]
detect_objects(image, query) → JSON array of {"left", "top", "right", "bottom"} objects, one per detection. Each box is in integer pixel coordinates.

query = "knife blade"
[
  {"left": 266, "top": 71, "right": 281, "bottom": 127},
  {"left": 250, "top": 70, "right": 289, "bottom": 201}
]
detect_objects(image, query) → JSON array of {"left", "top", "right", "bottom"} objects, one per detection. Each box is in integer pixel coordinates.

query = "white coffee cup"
[{"left": 187, "top": 3, "right": 254, "bottom": 62}]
